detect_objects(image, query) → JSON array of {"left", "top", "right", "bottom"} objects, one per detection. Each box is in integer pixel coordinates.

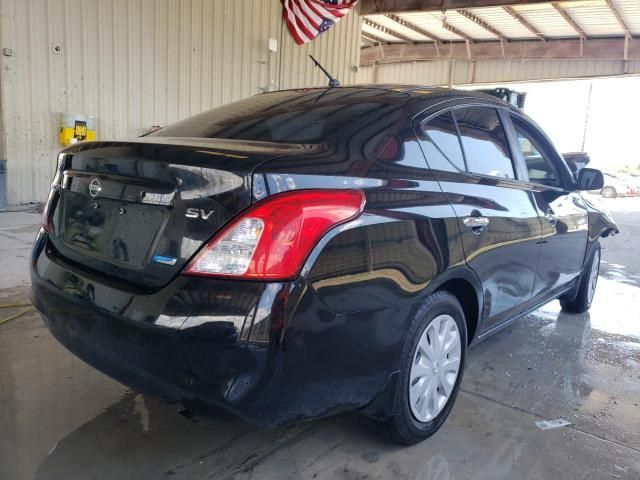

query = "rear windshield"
[{"left": 151, "top": 89, "right": 406, "bottom": 143}]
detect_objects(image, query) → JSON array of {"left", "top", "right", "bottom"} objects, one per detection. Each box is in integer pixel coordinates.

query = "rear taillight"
[
  {"left": 184, "top": 189, "right": 365, "bottom": 280},
  {"left": 40, "top": 189, "right": 57, "bottom": 233},
  {"left": 42, "top": 154, "right": 66, "bottom": 233}
]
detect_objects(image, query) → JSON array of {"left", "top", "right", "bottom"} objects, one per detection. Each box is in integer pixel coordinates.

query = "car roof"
[
  {"left": 278, "top": 84, "right": 516, "bottom": 107},
  {"left": 154, "top": 84, "right": 521, "bottom": 144},
  {"left": 276, "top": 83, "right": 522, "bottom": 113}
]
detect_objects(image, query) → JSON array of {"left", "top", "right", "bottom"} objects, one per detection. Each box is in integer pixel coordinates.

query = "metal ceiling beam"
[
  {"left": 361, "top": 0, "right": 557, "bottom": 15},
  {"left": 606, "top": 0, "right": 632, "bottom": 37},
  {"left": 360, "top": 37, "right": 640, "bottom": 65},
  {"left": 441, "top": 19, "right": 474, "bottom": 42},
  {"left": 503, "top": 6, "right": 546, "bottom": 41},
  {"left": 385, "top": 13, "right": 443, "bottom": 42},
  {"left": 552, "top": 3, "right": 587, "bottom": 39},
  {"left": 361, "top": 36, "right": 377, "bottom": 47},
  {"left": 456, "top": 9, "right": 509, "bottom": 41},
  {"left": 363, "top": 17, "right": 415, "bottom": 43},
  {"left": 361, "top": 31, "right": 391, "bottom": 45}
]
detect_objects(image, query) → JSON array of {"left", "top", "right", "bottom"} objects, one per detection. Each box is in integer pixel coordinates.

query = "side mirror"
[{"left": 577, "top": 167, "right": 604, "bottom": 191}]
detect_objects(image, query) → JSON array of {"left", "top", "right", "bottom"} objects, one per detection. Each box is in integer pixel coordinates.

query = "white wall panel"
[
  {"left": 279, "top": 6, "right": 360, "bottom": 90},
  {"left": 0, "top": 0, "right": 360, "bottom": 204},
  {"left": 357, "top": 60, "right": 466, "bottom": 86},
  {"left": 355, "top": 64, "right": 373, "bottom": 84}
]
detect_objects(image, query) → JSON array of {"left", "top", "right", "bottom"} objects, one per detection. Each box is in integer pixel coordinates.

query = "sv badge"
[{"left": 185, "top": 208, "right": 215, "bottom": 220}]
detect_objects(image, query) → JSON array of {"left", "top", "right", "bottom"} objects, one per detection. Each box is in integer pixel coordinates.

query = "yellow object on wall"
[{"left": 58, "top": 113, "right": 96, "bottom": 146}]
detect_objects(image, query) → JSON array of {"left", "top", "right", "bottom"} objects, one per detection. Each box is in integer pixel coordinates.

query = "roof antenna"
[{"left": 309, "top": 55, "right": 340, "bottom": 88}]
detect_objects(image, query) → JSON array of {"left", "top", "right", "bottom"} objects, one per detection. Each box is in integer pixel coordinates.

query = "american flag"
[{"left": 281, "top": 0, "right": 359, "bottom": 45}]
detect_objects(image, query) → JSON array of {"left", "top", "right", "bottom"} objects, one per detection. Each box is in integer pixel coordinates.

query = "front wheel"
[
  {"left": 601, "top": 186, "right": 617, "bottom": 198},
  {"left": 560, "top": 242, "right": 601, "bottom": 313},
  {"left": 370, "top": 291, "right": 467, "bottom": 445}
]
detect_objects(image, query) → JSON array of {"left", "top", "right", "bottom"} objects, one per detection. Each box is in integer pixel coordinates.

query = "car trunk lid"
[{"left": 46, "top": 138, "right": 311, "bottom": 289}]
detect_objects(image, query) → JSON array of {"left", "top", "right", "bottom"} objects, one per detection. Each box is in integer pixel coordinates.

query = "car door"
[
  {"left": 507, "top": 114, "right": 589, "bottom": 297},
  {"left": 415, "top": 104, "right": 543, "bottom": 333}
]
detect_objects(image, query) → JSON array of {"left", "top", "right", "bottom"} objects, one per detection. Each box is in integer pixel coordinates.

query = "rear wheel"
[
  {"left": 601, "top": 186, "right": 617, "bottom": 198},
  {"left": 370, "top": 291, "right": 467, "bottom": 445},
  {"left": 560, "top": 242, "right": 601, "bottom": 313}
]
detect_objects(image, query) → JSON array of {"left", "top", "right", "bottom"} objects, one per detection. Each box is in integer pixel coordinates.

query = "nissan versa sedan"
[{"left": 32, "top": 86, "right": 618, "bottom": 444}]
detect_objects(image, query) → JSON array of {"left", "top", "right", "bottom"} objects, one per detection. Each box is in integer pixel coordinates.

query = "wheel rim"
[
  {"left": 409, "top": 314, "right": 462, "bottom": 423},
  {"left": 587, "top": 248, "right": 600, "bottom": 305}
]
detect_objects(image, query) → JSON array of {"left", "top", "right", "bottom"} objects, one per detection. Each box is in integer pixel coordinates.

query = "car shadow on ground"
[
  {"left": 34, "top": 391, "right": 385, "bottom": 480},
  {"left": 15, "top": 302, "right": 638, "bottom": 480}
]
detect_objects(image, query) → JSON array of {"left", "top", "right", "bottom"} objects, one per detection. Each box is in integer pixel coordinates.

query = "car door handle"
[
  {"left": 463, "top": 215, "right": 490, "bottom": 234},
  {"left": 544, "top": 210, "right": 558, "bottom": 226}
]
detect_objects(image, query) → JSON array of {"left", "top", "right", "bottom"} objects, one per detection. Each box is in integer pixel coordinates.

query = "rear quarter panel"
[{"left": 251, "top": 123, "right": 476, "bottom": 398}]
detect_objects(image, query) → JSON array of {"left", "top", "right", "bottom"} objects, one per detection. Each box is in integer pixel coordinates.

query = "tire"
[
  {"left": 369, "top": 291, "right": 467, "bottom": 445},
  {"left": 560, "top": 242, "right": 601, "bottom": 314},
  {"left": 601, "top": 186, "right": 617, "bottom": 199}
]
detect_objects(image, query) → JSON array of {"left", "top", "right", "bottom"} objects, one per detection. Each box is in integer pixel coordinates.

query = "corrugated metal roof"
[
  {"left": 362, "top": 21, "right": 403, "bottom": 43},
  {"left": 560, "top": 1, "right": 624, "bottom": 36},
  {"left": 397, "top": 12, "right": 465, "bottom": 41},
  {"left": 362, "top": 0, "right": 639, "bottom": 43},
  {"left": 438, "top": 11, "right": 501, "bottom": 40},
  {"left": 514, "top": 3, "right": 578, "bottom": 38},
  {"left": 365, "top": 14, "right": 435, "bottom": 42},
  {"left": 466, "top": 7, "right": 538, "bottom": 40},
  {"left": 616, "top": 0, "right": 640, "bottom": 35}
]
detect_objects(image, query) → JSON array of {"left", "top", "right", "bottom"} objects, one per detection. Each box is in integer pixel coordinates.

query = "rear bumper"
[
  {"left": 31, "top": 230, "right": 399, "bottom": 425},
  {"left": 34, "top": 281, "right": 188, "bottom": 402}
]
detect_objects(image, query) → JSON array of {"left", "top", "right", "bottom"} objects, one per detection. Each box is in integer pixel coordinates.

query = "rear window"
[{"left": 151, "top": 90, "right": 403, "bottom": 143}]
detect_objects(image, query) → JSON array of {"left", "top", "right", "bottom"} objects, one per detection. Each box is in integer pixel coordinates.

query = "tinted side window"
[
  {"left": 417, "top": 111, "right": 465, "bottom": 172},
  {"left": 512, "top": 120, "right": 559, "bottom": 187},
  {"left": 454, "top": 107, "right": 515, "bottom": 179}
]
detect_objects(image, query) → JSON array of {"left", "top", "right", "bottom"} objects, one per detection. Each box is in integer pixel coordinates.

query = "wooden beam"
[
  {"left": 552, "top": 3, "right": 587, "bottom": 39},
  {"left": 385, "top": 13, "right": 443, "bottom": 42},
  {"left": 362, "top": 17, "right": 415, "bottom": 43},
  {"left": 361, "top": 0, "right": 557, "bottom": 15},
  {"left": 503, "top": 6, "right": 546, "bottom": 41},
  {"left": 606, "top": 0, "right": 631, "bottom": 37},
  {"left": 360, "top": 37, "right": 640, "bottom": 65},
  {"left": 457, "top": 9, "right": 509, "bottom": 41}
]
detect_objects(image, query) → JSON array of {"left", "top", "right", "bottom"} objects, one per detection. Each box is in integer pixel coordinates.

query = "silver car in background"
[{"left": 601, "top": 172, "right": 638, "bottom": 198}]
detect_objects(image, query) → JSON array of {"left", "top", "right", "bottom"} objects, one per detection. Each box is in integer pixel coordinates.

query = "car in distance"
[
  {"left": 600, "top": 172, "right": 637, "bottom": 198},
  {"left": 32, "top": 86, "right": 618, "bottom": 444}
]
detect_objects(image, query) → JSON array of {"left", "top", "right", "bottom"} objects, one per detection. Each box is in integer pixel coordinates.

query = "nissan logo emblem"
[{"left": 89, "top": 178, "right": 102, "bottom": 198}]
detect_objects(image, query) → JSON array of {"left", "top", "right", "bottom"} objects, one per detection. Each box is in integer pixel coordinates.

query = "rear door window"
[
  {"left": 417, "top": 111, "right": 466, "bottom": 172},
  {"left": 453, "top": 107, "right": 516, "bottom": 179}
]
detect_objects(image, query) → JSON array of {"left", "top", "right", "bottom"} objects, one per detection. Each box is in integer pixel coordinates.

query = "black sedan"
[{"left": 32, "top": 86, "right": 617, "bottom": 444}]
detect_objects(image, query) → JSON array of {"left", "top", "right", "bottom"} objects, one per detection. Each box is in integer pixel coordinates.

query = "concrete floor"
[{"left": 1, "top": 198, "right": 639, "bottom": 480}]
